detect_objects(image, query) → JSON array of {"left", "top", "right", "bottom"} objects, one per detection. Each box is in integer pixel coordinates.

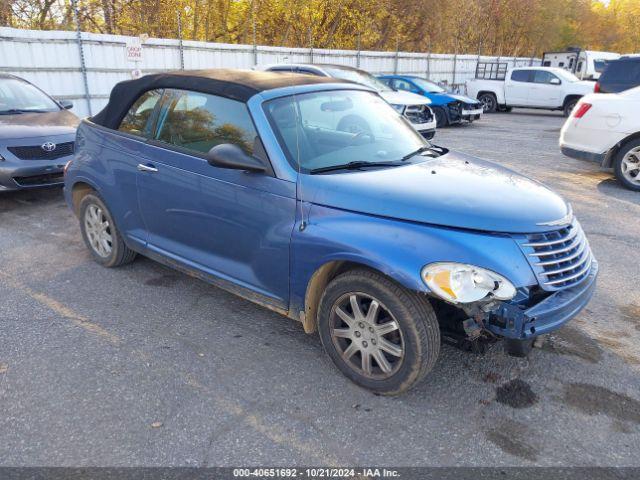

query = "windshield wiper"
[
  {"left": 399, "top": 145, "right": 440, "bottom": 162},
  {"left": 310, "top": 161, "right": 404, "bottom": 174},
  {"left": 0, "top": 108, "right": 48, "bottom": 115}
]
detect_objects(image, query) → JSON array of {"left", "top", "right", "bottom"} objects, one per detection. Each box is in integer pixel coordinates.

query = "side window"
[
  {"left": 533, "top": 71, "right": 558, "bottom": 84},
  {"left": 511, "top": 70, "right": 530, "bottom": 82},
  {"left": 118, "top": 89, "right": 163, "bottom": 137},
  {"left": 394, "top": 79, "right": 419, "bottom": 93},
  {"left": 270, "top": 66, "right": 296, "bottom": 72},
  {"left": 155, "top": 89, "right": 259, "bottom": 156},
  {"left": 297, "top": 68, "right": 321, "bottom": 76}
]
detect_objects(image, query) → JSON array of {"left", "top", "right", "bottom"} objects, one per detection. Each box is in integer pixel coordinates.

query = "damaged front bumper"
[{"left": 485, "top": 259, "right": 598, "bottom": 339}]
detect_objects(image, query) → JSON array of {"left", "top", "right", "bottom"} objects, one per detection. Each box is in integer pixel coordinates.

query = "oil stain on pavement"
[
  {"left": 563, "top": 383, "right": 640, "bottom": 424},
  {"left": 485, "top": 418, "right": 538, "bottom": 462},
  {"left": 495, "top": 379, "right": 538, "bottom": 409}
]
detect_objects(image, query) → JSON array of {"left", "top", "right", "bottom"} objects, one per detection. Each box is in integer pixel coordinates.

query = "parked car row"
[{"left": 0, "top": 66, "right": 602, "bottom": 394}]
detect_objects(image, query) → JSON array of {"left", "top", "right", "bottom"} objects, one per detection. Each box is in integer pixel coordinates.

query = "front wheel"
[
  {"left": 478, "top": 93, "right": 497, "bottom": 113},
  {"left": 433, "top": 107, "right": 448, "bottom": 127},
  {"left": 613, "top": 139, "right": 640, "bottom": 191},
  {"left": 317, "top": 269, "right": 440, "bottom": 395}
]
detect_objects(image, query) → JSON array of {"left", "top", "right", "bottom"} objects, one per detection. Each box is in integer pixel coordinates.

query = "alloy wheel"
[
  {"left": 329, "top": 292, "right": 404, "bottom": 379},
  {"left": 84, "top": 204, "right": 113, "bottom": 257},
  {"left": 621, "top": 147, "right": 640, "bottom": 186},
  {"left": 479, "top": 94, "right": 495, "bottom": 113}
]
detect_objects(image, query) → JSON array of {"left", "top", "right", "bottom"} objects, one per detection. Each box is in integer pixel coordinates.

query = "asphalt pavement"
[{"left": 1, "top": 109, "right": 639, "bottom": 467}]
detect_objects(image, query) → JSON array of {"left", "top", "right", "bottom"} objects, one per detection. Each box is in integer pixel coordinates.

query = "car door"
[
  {"left": 101, "top": 88, "right": 164, "bottom": 248},
  {"left": 529, "top": 70, "right": 563, "bottom": 107},
  {"left": 136, "top": 88, "right": 296, "bottom": 307},
  {"left": 504, "top": 69, "right": 531, "bottom": 105}
]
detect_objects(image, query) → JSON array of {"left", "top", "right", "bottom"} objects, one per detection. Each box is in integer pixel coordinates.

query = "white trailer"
[{"left": 542, "top": 49, "right": 620, "bottom": 80}]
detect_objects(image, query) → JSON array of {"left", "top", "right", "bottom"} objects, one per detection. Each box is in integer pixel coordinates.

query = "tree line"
[{"left": 2, "top": 0, "right": 639, "bottom": 56}]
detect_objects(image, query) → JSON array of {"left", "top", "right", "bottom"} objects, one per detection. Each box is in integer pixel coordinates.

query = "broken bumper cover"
[{"left": 487, "top": 259, "right": 598, "bottom": 339}]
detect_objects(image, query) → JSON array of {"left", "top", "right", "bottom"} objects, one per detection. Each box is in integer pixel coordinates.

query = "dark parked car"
[
  {"left": 0, "top": 74, "right": 78, "bottom": 191},
  {"left": 64, "top": 69, "right": 597, "bottom": 394},
  {"left": 595, "top": 56, "right": 640, "bottom": 93}
]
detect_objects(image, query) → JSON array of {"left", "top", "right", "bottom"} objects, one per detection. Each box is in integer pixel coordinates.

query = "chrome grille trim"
[
  {"left": 523, "top": 225, "right": 580, "bottom": 247},
  {"left": 544, "top": 255, "right": 593, "bottom": 285},
  {"left": 514, "top": 219, "right": 594, "bottom": 291},
  {"left": 528, "top": 228, "right": 584, "bottom": 257}
]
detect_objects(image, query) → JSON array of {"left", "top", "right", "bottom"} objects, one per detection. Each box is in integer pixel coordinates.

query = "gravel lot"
[{"left": 1, "top": 109, "right": 639, "bottom": 467}]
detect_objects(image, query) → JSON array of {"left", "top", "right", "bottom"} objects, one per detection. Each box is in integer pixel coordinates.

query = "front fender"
[{"left": 290, "top": 204, "right": 537, "bottom": 314}]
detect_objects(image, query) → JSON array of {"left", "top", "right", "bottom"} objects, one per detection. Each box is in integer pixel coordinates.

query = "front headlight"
[
  {"left": 390, "top": 103, "right": 405, "bottom": 114},
  {"left": 421, "top": 262, "right": 516, "bottom": 304}
]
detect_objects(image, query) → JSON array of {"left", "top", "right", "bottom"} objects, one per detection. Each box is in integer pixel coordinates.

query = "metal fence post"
[
  {"left": 393, "top": 38, "right": 399, "bottom": 74},
  {"left": 252, "top": 1, "right": 258, "bottom": 66},
  {"left": 356, "top": 32, "right": 361, "bottom": 68},
  {"left": 72, "top": 0, "right": 92, "bottom": 116},
  {"left": 308, "top": 27, "right": 314, "bottom": 64},
  {"left": 452, "top": 53, "right": 457, "bottom": 89},
  {"left": 177, "top": 11, "right": 185, "bottom": 69}
]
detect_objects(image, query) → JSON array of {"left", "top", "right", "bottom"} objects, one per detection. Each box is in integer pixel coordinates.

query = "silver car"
[{"left": 0, "top": 74, "right": 79, "bottom": 191}]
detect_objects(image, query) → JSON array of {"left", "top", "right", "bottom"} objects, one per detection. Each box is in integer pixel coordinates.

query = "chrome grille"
[{"left": 516, "top": 220, "right": 593, "bottom": 291}]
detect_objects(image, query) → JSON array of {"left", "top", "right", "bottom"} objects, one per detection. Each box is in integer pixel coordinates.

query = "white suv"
[{"left": 560, "top": 86, "right": 640, "bottom": 190}]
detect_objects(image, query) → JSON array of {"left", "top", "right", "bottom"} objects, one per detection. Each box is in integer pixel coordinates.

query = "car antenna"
[{"left": 285, "top": 56, "right": 307, "bottom": 232}]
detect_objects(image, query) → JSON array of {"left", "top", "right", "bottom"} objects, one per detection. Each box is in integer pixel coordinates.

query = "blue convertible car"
[
  {"left": 379, "top": 74, "right": 483, "bottom": 127},
  {"left": 64, "top": 70, "right": 597, "bottom": 394}
]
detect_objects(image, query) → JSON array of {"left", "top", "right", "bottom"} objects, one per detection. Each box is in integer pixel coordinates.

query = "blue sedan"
[
  {"left": 64, "top": 69, "right": 597, "bottom": 394},
  {"left": 379, "top": 75, "right": 483, "bottom": 127}
]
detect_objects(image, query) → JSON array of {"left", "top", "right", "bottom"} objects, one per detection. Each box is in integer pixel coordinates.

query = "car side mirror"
[
  {"left": 206, "top": 144, "right": 266, "bottom": 173},
  {"left": 550, "top": 78, "right": 561, "bottom": 85},
  {"left": 58, "top": 99, "right": 74, "bottom": 109}
]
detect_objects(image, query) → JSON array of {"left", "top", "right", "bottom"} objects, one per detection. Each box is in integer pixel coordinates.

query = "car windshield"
[
  {"left": 0, "top": 78, "right": 60, "bottom": 113},
  {"left": 264, "top": 89, "right": 431, "bottom": 174},
  {"left": 411, "top": 78, "right": 446, "bottom": 93},
  {"left": 555, "top": 69, "right": 580, "bottom": 82},
  {"left": 323, "top": 67, "right": 393, "bottom": 92}
]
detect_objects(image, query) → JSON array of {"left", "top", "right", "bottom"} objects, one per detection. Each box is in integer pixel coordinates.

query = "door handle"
[{"left": 137, "top": 163, "right": 158, "bottom": 173}]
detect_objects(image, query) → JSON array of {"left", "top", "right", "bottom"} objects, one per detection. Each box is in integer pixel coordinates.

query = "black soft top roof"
[{"left": 92, "top": 68, "right": 345, "bottom": 129}]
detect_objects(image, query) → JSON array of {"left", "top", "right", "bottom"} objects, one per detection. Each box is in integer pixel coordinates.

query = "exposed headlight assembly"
[
  {"left": 390, "top": 103, "right": 405, "bottom": 114},
  {"left": 421, "top": 262, "right": 516, "bottom": 304}
]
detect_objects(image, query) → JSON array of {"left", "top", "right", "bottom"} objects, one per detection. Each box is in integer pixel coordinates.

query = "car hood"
[
  {"left": 0, "top": 110, "right": 79, "bottom": 140},
  {"left": 425, "top": 92, "right": 479, "bottom": 105},
  {"left": 303, "top": 151, "right": 570, "bottom": 234},
  {"left": 447, "top": 93, "right": 480, "bottom": 104},
  {"left": 380, "top": 90, "right": 431, "bottom": 106}
]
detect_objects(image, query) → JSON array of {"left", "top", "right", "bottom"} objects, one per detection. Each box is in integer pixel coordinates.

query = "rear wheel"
[
  {"left": 478, "top": 93, "right": 497, "bottom": 113},
  {"left": 433, "top": 107, "right": 448, "bottom": 127},
  {"left": 317, "top": 269, "right": 440, "bottom": 395},
  {"left": 563, "top": 97, "right": 579, "bottom": 117},
  {"left": 79, "top": 193, "right": 136, "bottom": 267},
  {"left": 613, "top": 139, "right": 640, "bottom": 191}
]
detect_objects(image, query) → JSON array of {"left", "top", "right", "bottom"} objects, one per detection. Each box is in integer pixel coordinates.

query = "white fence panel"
[{"left": 0, "top": 27, "right": 540, "bottom": 117}]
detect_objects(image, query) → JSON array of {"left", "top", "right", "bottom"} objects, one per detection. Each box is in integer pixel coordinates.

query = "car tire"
[
  {"left": 478, "top": 93, "right": 497, "bottom": 113},
  {"left": 504, "top": 338, "right": 534, "bottom": 357},
  {"left": 317, "top": 269, "right": 440, "bottom": 395},
  {"left": 79, "top": 193, "right": 137, "bottom": 267},
  {"left": 613, "top": 139, "right": 640, "bottom": 191},
  {"left": 563, "top": 98, "right": 579, "bottom": 117},
  {"left": 433, "top": 107, "right": 448, "bottom": 127}
]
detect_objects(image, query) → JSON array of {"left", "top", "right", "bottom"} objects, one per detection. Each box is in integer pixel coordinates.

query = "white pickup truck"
[{"left": 466, "top": 64, "right": 595, "bottom": 116}]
